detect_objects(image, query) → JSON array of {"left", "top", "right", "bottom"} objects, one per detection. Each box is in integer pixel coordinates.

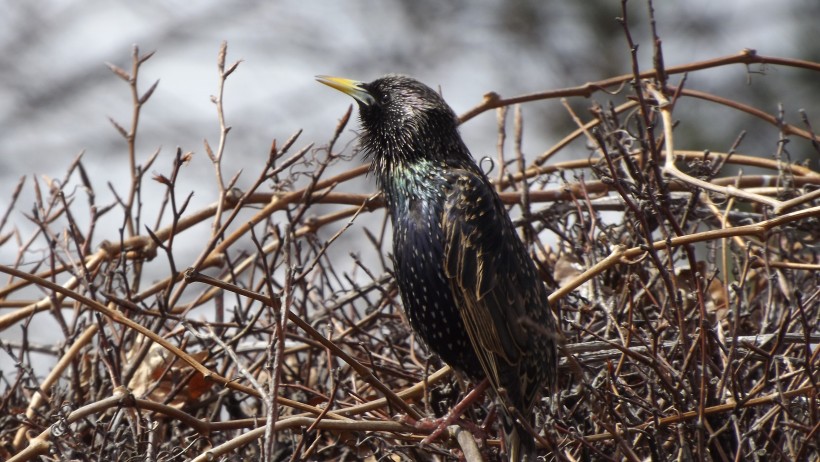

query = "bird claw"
[
  {"left": 419, "top": 417, "right": 453, "bottom": 445},
  {"left": 398, "top": 415, "right": 452, "bottom": 444},
  {"left": 414, "top": 416, "right": 488, "bottom": 446}
]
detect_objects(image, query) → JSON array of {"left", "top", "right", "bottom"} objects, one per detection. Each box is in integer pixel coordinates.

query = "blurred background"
[
  {"left": 2, "top": 0, "right": 818, "bottom": 190},
  {"left": 1, "top": 0, "right": 818, "bottom": 375}
]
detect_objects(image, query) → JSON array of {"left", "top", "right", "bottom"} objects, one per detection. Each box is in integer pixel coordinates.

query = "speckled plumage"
[{"left": 318, "top": 74, "right": 557, "bottom": 461}]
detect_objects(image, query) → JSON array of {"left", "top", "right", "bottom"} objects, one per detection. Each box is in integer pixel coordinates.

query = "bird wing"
[{"left": 441, "top": 170, "right": 533, "bottom": 391}]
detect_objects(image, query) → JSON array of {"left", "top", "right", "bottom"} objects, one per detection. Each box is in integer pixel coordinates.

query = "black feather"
[{"left": 318, "top": 74, "right": 558, "bottom": 461}]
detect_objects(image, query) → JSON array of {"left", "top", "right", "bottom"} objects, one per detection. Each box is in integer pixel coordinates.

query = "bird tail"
[{"left": 503, "top": 414, "right": 536, "bottom": 462}]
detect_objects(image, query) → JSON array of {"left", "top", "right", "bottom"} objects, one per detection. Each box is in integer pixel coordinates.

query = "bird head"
[{"left": 316, "top": 74, "right": 466, "bottom": 167}]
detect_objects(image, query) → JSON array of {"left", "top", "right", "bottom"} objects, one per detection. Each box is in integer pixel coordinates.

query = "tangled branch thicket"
[{"left": 2, "top": 27, "right": 819, "bottom": 462}]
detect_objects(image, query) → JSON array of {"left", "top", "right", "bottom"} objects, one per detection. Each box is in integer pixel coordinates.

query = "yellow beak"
[{"left": 316, "top": 75, "right": 376, "bottom": 106}]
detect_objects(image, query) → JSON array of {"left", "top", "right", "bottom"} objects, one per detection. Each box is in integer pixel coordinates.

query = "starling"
[{"left": 317, "top": 74, "right": 557, "bottom": 461}]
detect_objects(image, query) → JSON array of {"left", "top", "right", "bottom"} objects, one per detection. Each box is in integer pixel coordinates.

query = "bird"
[{"left": 317, "top": 74, "right": 557, "bottom": 461}]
